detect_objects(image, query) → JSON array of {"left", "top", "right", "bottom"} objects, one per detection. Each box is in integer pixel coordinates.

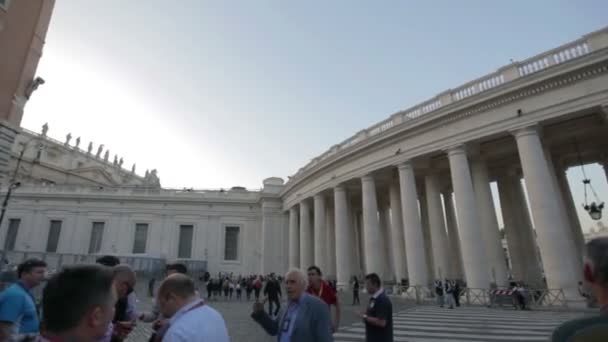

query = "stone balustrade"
[{"left": 286, "top": 26, "right": 608, "bottom": 185}]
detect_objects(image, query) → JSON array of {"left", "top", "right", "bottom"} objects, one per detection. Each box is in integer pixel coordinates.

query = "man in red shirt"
[{"left": 306, "top": 266, "right": 341, "bottom": 332}]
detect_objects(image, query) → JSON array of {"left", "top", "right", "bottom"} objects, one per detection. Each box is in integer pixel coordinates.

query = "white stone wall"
[{"left": 0, "top": 188, "right": 289, "bottom": 277}]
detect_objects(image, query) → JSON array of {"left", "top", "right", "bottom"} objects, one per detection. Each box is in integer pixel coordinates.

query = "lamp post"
[{"left": 0, "top": 139, "right": 42, "bottom": 245}]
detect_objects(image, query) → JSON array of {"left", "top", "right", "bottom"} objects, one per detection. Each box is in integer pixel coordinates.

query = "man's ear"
[
  {"left": 583, "top": 262, "right": 595, "bottom": 283},
  {"left": 89, "top": 306, "right": 104, "bottom": 328}
]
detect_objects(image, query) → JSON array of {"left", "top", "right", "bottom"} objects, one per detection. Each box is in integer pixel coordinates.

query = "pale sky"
[{"left": 23, "top": 1, "right": 608, "bottom": 231}]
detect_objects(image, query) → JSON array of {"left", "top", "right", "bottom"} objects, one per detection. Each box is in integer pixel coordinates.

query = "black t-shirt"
[{"left": 365, "top": 291, "right": 393, "bottom": 342}]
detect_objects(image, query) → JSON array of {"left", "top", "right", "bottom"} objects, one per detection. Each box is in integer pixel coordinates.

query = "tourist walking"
[
  {"left": 38, "top": 264, "right": 117, "bottom": 342},
  {"left": 434, "top": 280, "right": 444, "bottom": 308},
  {"left": 148, "top": 277, "right": 156, "bottom": 297},
  {"left": 236, "top": 282, "right": 242, "bottom": 300},
  {"left": 246, "top": 278, "right": 253, "bottom": 300},
  {"left": 552, "top": 237, "right": 608, "bottom": 341},
  {"left": 254, "top": 276, "right": 262, "bottom": 301},
  {"left": 307, "top": 266, "right": 341, "bottom": 332},
  {"left": 229, "top": 280, "right": 235, "bottom": 299},
  {"left": 251, "top": 268, "right": 333, "bottom": 342},
  {"left": 157, "top": 274, "right": 229, "bottom": 342},
  {"left": 264, "top": 273, "right": 282, "bottom": 318},
  {"left": 444, "top": 279, "right": 455, "bottom": 309},
  {"left": 358, "top": 273, "right": 393, "bottom": 342},
  {"left": 352, "top": 276, "right": 360, "bottom": 305},
  {"left": 453, "top": 281, "right": 461, "bottom": 307},
  {"left": 0, "top": 258, "right": 47, "bottom": 341}
]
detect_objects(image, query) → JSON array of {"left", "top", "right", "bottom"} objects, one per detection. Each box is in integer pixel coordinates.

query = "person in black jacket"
[
  {"left": 358, "top": 273, "right": 393, "bottom": 342},
  {"left": 263, "top": 273, "right": 282, "bottom": 317}
]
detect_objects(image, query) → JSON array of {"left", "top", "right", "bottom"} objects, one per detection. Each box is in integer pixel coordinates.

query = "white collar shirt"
[
  {"left": 164, "top": 299, "right": 229, "bottom": 342},
  {"left": 371, "top": 288, "right": 384, "bottom": 299}
]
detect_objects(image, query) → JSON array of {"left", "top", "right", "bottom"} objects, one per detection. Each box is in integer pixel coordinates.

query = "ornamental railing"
[{"left": 286, "top": 26, "right": 608, "bottom": 184}]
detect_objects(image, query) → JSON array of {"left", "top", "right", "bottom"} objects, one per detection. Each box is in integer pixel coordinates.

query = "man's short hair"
[
  {"left": 586, "top": 237, "right": 608, "bottom": 286},
  {"left": 365, "top": 273, "right": 382, "bottom": 287},
  {"left": 96, "top": 255, "right": 120, "bottom": 267},
  {"left": 159, "top": 274, "right": 196, "bottom": 299},
  {"left": 284, "top": 268, "right": 308, "bottom": 289},
  {"left": 166, "top": 263, "right": 188, "bottom": 274},
  {"left": 42, "top": 265, "right": 114, "bottom": 333},
  {"left": 307, "top": 265, "right": 322, "bottom": 276},
  {"left": 17, "top": 258, "right": 47, "bottom": 278}
]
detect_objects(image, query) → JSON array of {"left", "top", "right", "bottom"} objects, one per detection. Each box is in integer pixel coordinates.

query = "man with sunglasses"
[{"left": 0, "top": 258, "right": 47, "bottom": 341}]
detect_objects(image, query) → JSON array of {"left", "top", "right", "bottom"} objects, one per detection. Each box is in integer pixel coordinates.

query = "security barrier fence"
[{"left": 396, "top": 285, "right": 567, "bottom": 308}]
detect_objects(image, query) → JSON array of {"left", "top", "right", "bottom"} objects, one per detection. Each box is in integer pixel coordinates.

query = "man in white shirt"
[{"left": 157, "top": 274, "right": 229, "bottom": 342}]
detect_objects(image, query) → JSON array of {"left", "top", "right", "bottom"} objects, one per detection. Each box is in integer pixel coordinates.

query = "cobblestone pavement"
[
  {"left": 126, "top": 291, "right": 411, "bottom": 342},
  {"left": 125, "top": 291, "right": 587, "bottom": 342}
]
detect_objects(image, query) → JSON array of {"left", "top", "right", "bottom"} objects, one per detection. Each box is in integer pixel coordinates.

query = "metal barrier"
[
  {"left": 530, "top": 289, "right": 567, "bottom": 307},
  {"left": 396, "top": 286, "right": 568, "bottom": 308},
  {"left": 0, "top": 250, "right": 167, "bottom": 277}
]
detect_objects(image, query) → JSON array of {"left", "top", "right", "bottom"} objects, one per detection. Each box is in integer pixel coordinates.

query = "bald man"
[
  {"left": 251, "top": 268, "right": 333, "bottom": 342},
  {"left": 156, "top": 274, "right": 229, "bottom": 342}
]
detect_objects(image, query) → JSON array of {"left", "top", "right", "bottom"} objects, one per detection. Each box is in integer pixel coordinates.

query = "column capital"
[
  {"left": 334, "top": 184, "right": 347, "bottom": 193},
  {"left": 445, "top": 144, "right": 467, "bottom": 157},
  {"left": 510, "top": 124, "right": 541, "bottom": 140},
  {"left": 397, "top": 160, "right": 413, "bottom": 171},
  {"left": 361, "top": 174, "right": 375, "bottom": 182},
  {"left": 313, "top": 193, "right": 324, "bottom": 201}
]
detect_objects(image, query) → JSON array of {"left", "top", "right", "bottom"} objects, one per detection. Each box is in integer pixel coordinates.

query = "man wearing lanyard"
[
  {"left": 552, "top": 237, "right": 608, "bottom": 341},
  {"left": 306, "top": 266, "right": 341, "bottom": 332},
  {"left": 251, "top": 268, "right": 333, "bottom": 342},
  {"left": 156, "top": 274, "right": 229, "bottom": 342},
  {"left": 0, "top": 258, "right": 47, "bottom": 341},
  {"left": 358, "top": 273, "right": 393, "bottom": 342}
]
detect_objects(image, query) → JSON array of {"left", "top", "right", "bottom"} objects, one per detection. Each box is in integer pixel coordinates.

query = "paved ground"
[
  {"left": 125, "top": 291, "right": 587, "bottom": 342},
  {"left": 334, "top": 305, "right": 584, "bottom": 342}
]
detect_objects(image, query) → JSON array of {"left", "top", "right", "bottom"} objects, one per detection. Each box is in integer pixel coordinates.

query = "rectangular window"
[
  {"left": 224, "top": 226, "right": 240, "bottom": 261},
  {"left": 45, "top": 220, "right": 62, "bottom": 253},
  {"left": 88, "top": 222, "right": 105, "bottom": 254},
  {"left": 132, "top": 223, "right": 148, "bottom": 254},
  {"left": 4, "top": 219, "right": 20, "bottom": 251},
  {"left": 177, "top": 225, "right": 193, "bottom": 259}
]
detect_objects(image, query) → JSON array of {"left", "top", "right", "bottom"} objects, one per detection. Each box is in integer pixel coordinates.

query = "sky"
[{"left": 23, "top": 0, "right": 608, "bottom": 231}]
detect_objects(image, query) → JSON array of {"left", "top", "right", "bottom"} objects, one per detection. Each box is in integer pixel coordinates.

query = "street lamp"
[
  {"left": 584, "top": 201, "right": 604, "bottom": 221},
  {"left": 0, "top": 139, "right": 43, "bottom": 230}
]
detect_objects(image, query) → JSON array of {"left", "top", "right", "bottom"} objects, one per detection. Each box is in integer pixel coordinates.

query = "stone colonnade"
[{"left": 287, "top": 126, "right": 585, "bottom": 299}]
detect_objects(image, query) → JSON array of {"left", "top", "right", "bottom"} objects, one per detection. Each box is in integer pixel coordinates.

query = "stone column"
[
  {"left": 299, "top": 200, "right": 313, "bottom": 269},
  {"left": 424, "top": 174, "right": 450, "bottom": 280},
  {"left": 555, "top": 165, "right": 585, "bottom": 263},
  {"left": 288, "top": 207, "right": 300, "bottom": 270},
  {"left": 398, "top": 161, "right": 429, "bottom": 287},
  {"left": 389, "top": 183, "right": 408, "bottom": 283},
  {"left": 419, "top": 193, "right": 434, "bottom": 281},
  {"left": 511, "top": 175, "right": 545, "bottom": 288},
  {"left": 361, "top": 175, "right": 383, "bottom": 275},
  {"left": 443, "top": 191, "right": 465, "bottom": 280},
  {"left": 313, "top": 194, "right": 327, "bottom": 271},
  {"left": 497, "top": 175, "right": 525, "bottom": 282},
  {"left": 325, "top": 205, "right": 337, "bottom": 280},
  {"left": 513, "top": 126, "right": 580, "bottom": 298},
  {"left": 334, "top": 185, "right": 352, "bottom": 288},
  {"left": 447, "top": 145, "right": 490, "bottom": 289},
  {"left": 378, "top": 205, "right": 392, "bottom": 281},
  {"left": 471, "top": 159, "right": 509, "bottom": 286}
]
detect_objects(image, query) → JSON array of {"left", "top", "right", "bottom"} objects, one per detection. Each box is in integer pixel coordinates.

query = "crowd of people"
[{"left": 0, "top": 236, "right": 606, "bottom": 341}]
